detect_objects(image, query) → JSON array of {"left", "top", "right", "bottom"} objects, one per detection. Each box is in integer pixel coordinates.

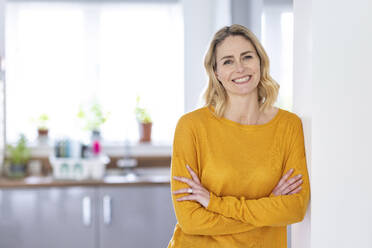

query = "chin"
[
  {"left": 233, "top": 85, "right": 258, "bottom": 96},
  {"left": 222, "top": 81, "right": 259, "bottom": 97}
]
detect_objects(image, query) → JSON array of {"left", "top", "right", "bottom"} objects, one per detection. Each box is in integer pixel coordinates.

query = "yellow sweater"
[{"left": 168, "top": 107, "right": 310, "bottom": 248}]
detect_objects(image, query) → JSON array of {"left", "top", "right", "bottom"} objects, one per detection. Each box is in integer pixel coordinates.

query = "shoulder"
[
  {"left": 174, "top": 107, "right": 211, "bottom": 138},
  {"left": 277, "top": 109, "right": 305, "bottom": 142},
  {"left": 177, "top": 107, "right": 212, "bottom": 127},
  {"left": 278, "top": 109, "right": 303, "bottom": 127}
]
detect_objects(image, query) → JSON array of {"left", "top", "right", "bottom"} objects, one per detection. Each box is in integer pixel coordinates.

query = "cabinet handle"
[
  {"left": 82, "top": 196, "right": 92, "bottom": 227},
  {"left": 103, "top": 195, "right": 112, "bottom": 225}
]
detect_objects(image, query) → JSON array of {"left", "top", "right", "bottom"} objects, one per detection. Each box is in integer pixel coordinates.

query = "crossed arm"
[
  {"left": 173, "top": 165, "right": 303, "bottom": 208},
  {"left": 171, "top": 158, "right": 308, "bottom": 235},
  {"left": 170, "top": 116, "right": 310, "bottom": 236}
]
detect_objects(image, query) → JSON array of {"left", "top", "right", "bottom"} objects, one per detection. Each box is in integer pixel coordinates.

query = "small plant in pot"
[
  {"left": 6, "top": 134, "right": 31, "bottom": 178},
  {"left": 135, "top": 96, "right": 153, "bottom": 143},
  {"left": 36, "top": 113, "right": 50, "bottom": 137},
  {"left": 77, "top": 101, "right": 110, "bottom": 139}
]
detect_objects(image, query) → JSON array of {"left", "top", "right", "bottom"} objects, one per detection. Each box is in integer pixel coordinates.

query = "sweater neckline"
[{"left": 207, "top": 106, "right": 283, "bottom": 130}]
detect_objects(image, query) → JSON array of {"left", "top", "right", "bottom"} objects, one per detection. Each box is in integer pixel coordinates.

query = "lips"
[{"left": 232, "top": 75, "right": 251, "bottom": 84}]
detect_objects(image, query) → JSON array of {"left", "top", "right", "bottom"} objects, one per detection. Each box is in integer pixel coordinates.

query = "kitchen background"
[{"left": 0, "top": 0, "right": 295, "bottom": 247}]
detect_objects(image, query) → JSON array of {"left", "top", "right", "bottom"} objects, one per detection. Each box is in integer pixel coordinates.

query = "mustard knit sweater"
[{"left": 168, "top": 107, "right": 310, "bottom": 248}]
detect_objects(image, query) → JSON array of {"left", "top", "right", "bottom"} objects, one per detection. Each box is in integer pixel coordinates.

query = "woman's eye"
[
  {"left": 243, "top": 55, "right": 253, "bottom": 60},
  {"left": 223, "top": 60, "right": 233, "bottom": 65}
]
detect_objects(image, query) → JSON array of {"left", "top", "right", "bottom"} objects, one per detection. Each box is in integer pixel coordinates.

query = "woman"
[{"left": 168, "top": 24, "right": 310, "bottom": 247}]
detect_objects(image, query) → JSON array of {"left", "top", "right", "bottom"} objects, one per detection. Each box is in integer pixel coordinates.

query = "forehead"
[{"left": 215, "top": 35, "right": 256, "bottom": 60}]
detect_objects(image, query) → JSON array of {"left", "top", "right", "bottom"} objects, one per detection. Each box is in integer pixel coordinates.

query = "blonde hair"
[{"left": 203, "top": 24, "right": 279, "bottom": 117}]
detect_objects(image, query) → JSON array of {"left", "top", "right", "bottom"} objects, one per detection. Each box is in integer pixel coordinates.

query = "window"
[
  {"left": 261, "top": 3, "right": 293, "bottom": 111},
  {"left": 6, "top": 1, "right": 184, "bottom": 144}
]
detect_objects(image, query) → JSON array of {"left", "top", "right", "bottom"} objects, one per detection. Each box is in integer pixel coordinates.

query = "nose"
[{"left": 235, "top": 61, "right": 244, "bottom": 73}]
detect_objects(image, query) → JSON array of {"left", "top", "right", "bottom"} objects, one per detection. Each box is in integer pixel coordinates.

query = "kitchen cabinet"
[
  {"left": 0, "top": 187, "right": 97, "bottom": 248},
  {"left": 98, "top": 185, "right": 176, "bottom": 248},
  {"left": 0, "top": 185, "right": 176, "bottom": 248}
]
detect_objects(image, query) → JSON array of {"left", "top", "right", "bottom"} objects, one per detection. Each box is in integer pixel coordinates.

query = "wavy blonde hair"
[{"left": 203, "top": 24, "right": 279, "bottom": 117}]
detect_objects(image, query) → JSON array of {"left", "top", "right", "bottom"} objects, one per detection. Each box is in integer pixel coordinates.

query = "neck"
[{"left": 224, "top": 91, "right": 261, "bottom": 125}]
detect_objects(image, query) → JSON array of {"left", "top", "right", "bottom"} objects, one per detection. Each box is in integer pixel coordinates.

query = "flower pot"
[
  {"left": 38, "top": 129, "right": 49, "bottom": 137},
  {"left": 139, "top": 122, "right": 152, "bottom": 143},
  {"left": 7, "top": 163, "right": 27, "bottom": 179}
]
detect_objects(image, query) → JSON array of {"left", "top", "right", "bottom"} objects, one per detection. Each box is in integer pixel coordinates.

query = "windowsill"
[{"left": 28, "top": 141, "right": 172, "bottom": 158}]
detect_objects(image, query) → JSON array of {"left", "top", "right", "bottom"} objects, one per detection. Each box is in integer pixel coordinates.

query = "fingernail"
[
  {"left": 298, "top": 174, "right": 303, "bottom": 178},
  {"left": 290, "top": 168, "right": 294, "bottom": 172},
  {"left": 186, "top": 164, "right": 190, "bottom": 168}
]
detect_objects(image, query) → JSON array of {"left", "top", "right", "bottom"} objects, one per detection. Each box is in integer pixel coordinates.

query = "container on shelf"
[{"left": 49, "top": 155, "right": 110, "bottom": 180}]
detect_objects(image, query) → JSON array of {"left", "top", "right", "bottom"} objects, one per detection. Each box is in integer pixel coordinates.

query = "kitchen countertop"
[{"left": 0, "top": 167, "right": 171, "bottom": 188}]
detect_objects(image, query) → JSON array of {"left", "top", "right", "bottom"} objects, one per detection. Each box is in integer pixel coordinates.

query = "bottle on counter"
[{"left": 92, "top": 140, "right": 101, "bottom": 156}]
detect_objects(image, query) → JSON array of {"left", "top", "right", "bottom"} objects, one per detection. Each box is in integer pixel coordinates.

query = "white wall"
[
  {"left": 293, "top": 0, "right": 372, "bottom": 247},
  {"left": 262, "top": 0, "right": 293, "bottom": 111},
  {"left": 0, "top": 0, "right": 5, "bottom": 168},
  {"left": 292, "top": 0, "right": 311, "bottom": 247},
  {"left": 231, "top": 0, "right": 263, "bottom": 38},
  {"left": 0, "top": 0, "right": 4, "bottom": 57},
  {"left": 182, "top": 0, "right": 215, "bottom": 113}
]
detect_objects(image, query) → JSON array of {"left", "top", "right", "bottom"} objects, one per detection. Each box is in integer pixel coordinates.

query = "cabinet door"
[
  {"left": 98, "top": 185, "right": 177, "bottom": 248},
  {"left": 0, "top": 187, "right": 97, "bottom": 248}
]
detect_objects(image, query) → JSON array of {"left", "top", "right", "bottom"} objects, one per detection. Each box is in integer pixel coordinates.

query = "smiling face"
[{"left": 215, "top": 35, "right": 261, "bottom": 98}]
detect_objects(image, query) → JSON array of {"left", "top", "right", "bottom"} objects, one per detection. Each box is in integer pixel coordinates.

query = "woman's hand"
[
  {"left": 172, "top": 165, "right": 210, "bottom": 208},
  {"left": 271, "top": 168, "right": 303, "bottom": 196}
]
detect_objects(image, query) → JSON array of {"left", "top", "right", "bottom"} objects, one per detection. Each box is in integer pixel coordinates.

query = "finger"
[
  {"left": 287, "top": 186, "right": 302, "bottom": 195},
  {"left": 172, "top": 188, "right": 193, "bottom": 195},
  {"left": 176, "top": 194, "right": 198, "bottom": 202},
  {"left": 275, "top": 168, "right": 294, "bottom": 190},
  {"left": 273, "top": 170, "right": 294, "bottom": 193},
  {"left": 173, "top": 176, "right": 199, "bottom": 188},
  {"left": 279, "top": 174, "right": 302, "bottom": 191},
  {"left": 282, "top": 179, "right": 303, "bottom": 195},
  {"left": 277, "top": 174, "right": 302, "bottom": 193},
  {"left": 186, "top": 164, "right": 201, "bottom": 184}
]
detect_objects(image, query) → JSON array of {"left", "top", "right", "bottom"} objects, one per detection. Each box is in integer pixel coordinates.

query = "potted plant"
[
  {"left": 135, "top": 96, "right": 153, "bottom": 143},
  {"left": 6, "top": 134, "right": 31, "bottom": 178},
  {"left": 36, "top": 113, "right": 49, "bottom": 137},
  {"left": 77, "top": 101, "right": 110, "bottom": 139}
]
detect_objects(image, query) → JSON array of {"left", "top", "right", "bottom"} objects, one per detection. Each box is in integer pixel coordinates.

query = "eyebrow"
[{"left": 219, "top": 50, "right": 254, "bottom": 61}]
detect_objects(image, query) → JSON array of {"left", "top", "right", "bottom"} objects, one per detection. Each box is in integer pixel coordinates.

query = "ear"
[{"left": 214, "top": 70, "right": 220, "bottom": 81}]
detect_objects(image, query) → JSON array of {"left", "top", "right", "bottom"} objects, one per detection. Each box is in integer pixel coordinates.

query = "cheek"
[
  {"left": 254, "top": 61, "right": 261, "bottom": 75},
  {"left": 215, "top": 70, "right": 223, "bottom": 82},
  {"left": 255, "top": 66, "right": 261, "bottom": 77},
  {"left": 216, "top": 69, "right": 230, "bottom": 82}
]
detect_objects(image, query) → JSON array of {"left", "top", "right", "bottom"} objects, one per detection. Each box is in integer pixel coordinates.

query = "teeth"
[{"left": 233, "top": 76, "right": 251, "bottom": 83}]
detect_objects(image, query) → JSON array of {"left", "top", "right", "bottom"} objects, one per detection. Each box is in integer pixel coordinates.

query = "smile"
[{"left": 232, "top": 75, "right": 251, "bottom": 84}]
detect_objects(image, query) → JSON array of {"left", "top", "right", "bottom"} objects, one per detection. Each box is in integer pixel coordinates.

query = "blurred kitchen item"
[
  {"left": 117, "top": 158, "right": 138, "bottom": 178},
  {"left": 35, "top": 114, "right": 49, "bottom": 136},
  {"left": 6, "top": 134, "right": 30, "bottom": 178},
  {"left": 49, "top": 155, "right": 110, "bottom": 180},
  {"left": 81, "top": 144, "right": 89, "bottom": 158},
  {"left": 28, "top": 160, "right": 42, "bottom": 176},
  {"left": 92, "top": 140, "right": 101, "bottom": 156},
  {"left": 91, "top": 155, "right": 110, "bottom": 179},
  {"left": 139, "top": 122, "right": 152, "bottom": 143},
  {"left": 135, "top": 95, "right": 153, "bottom": 143},
  {"left": 54, "top": 138, "right": 71, "bottom": 158},
  {"left": 77, "top": 101, "right": 109, "bottom": 133},
  {"left": 117, "top": 139, "right": 138, "bottom": 176},
  {"left": 117, "top": 157, "right": 137, "bottom": 169}
]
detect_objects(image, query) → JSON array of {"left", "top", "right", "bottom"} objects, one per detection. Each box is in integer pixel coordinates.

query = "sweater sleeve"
[
  {"left": 171, "top": 115, "right": 257, "bottom": 235},
  {"left": 206, "top": 116, "right": 310, "bottom": 227}
]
